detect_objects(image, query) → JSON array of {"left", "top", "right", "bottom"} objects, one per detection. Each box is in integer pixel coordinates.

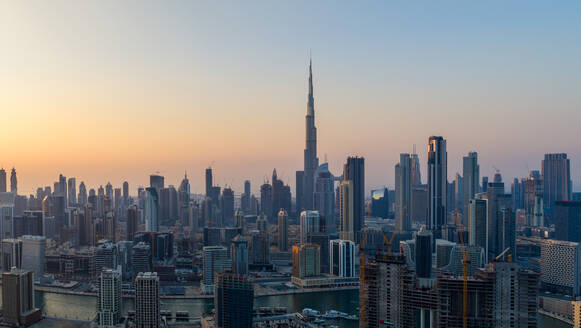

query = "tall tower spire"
[{"left": 302, "top": 58, "right": 319, "bottom": 210}]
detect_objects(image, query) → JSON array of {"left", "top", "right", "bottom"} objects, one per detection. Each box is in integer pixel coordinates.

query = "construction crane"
[
  {"left": 382, "top": 206, "right": 407, "bottom": 256},
  {"left": 456, "top": 210, "right": 470, "bottom": 328}
]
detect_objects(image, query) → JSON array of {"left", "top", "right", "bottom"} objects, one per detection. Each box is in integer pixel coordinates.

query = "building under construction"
[{"left": 361, "top": 253, "right": 539, "bottom": 328}]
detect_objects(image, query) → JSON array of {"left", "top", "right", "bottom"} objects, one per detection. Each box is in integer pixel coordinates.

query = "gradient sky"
[{"left": 1, "top": 1, "right": 581, "bottom": 196}]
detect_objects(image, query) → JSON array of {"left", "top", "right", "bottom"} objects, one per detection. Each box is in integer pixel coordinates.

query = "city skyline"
[{"left": 2, "top": 1, "right": 581, "bottom": 195}]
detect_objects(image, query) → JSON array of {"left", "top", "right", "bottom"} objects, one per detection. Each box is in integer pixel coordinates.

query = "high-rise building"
[
  {"left": 202, "top": 246, "right": 231, "bottom": 294},
  {"left": 299, "top": 210, "right": 321, "bottom": 244},
  {"left": 524, "top": 171, "right": 544, "bottom": 227},
  {"left": 230, "top": 236, "right": 248, "bottom": 275},
  {"left": 221, "top": 187, "right": 235, "bottom": 226},
  {"left": 314, "top": 163, "right": 335, "bottom": 232},
  {"left": 10, "top": 168, "right": 17, "bottom": 194},
  {"left": 339, "top": 181, "right": 354, "bottom": 242},
  {"left": 427, "top": 136, "right": 447, "bottom": 235},
  {"left": 415, "top": 228, "right": 432, "bottom": 279},
  {"left": 485, "top": 181, "right": 512, "bottom": 260},
  {"left": 21, "top": 235, "right": 45, "bottom": 279},
  {"left": 468, "top": 197, "right": 488, "bottom": 257},
  {"left": 131, "top": 242, "right": 152, "bottom": 276},
  {"left": 295, "top": 170, "right": 304, "bottom": 215},
  {"left": 395, "top": 154, "right": 412, "bottom": 231},
  {"left": 97, "top": 268, "right": 122, "bottom": 327},
  {"left": 123, "top": 181, "right": 129, "bottom": 202},
  {"left": 538, "top": 239, "right": 581, "bottom": 296},
  {"left": 462, "top": 152, "right": 479, "bottom": 224},
  {"left": 205, "top": 168, "right": 214, "bottom": 198},
  {"left": 126, "top": 205, "right": 138, "bottom": 241},
  {"left": 149, "top": 174, "right": 164, "bottom": 191},
  {"left": 277, "top": 209, "right": 288, "bottom": 252},
  {"left": 2, "top": 269, "right": 41, "bottom": 326},
  {"left": 542, "top": 153, "right": 571, "bottom": 211},
  {"left": 78, "top": 182, "right": 87, "bottom": 205},
  {"left": 0, "top": 205, "right": 14, "bottom": 239},
  {"left": 511, "top": 178, "right": 524, "bottom": 211},
  {"left": 95, "top": 242, "right": 119, "bottom": 273},
  {"left": 214, "top": 272, "right": 254, "bottom": 328},
  {"left": 135, "top": 272, "right": 160, "bottom": 328},
  {"left": 241, "top": 180, "right": 251, "bottom": 214},
  {"left": 555, "top": 201, "right": 581, "bottom": 242},
  {"left": 260, "top": 183, "right": 273, "bottom": 220},
  {"left": 411, "top": 152, "right": 422, "bottom": 186},
  {"left": 144, "top": 187, "right": 158, "bottom": 232},
  {"left": 329, "top": 239, "right": 355, "bottom": 277},
  {"left": 249, "top": 231, "right": 270, "bottom": 266},
  {"left": 302, "top": 59, "right": 319, "bottom": 211},
  {"left": 371, "top": 188, "right": 389, "bottom": 219},
  {"left": 2, "top": 238, "right": 22, "bottom": 271},
  {"left": 0, "top": 168, "right": 6, "bottom": 193},
  {"left": 292, "top": 244, "right": 320, "bottom": 279},
  {"left": 343, "top": 156, "right": 364, "bottom": 242},
  {"left": 271, "top": 169, "right": 292, "bottom": 220}
]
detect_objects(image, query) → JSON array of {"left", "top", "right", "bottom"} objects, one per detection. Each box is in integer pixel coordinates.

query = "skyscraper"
[
  {"left": 214, "top": 271, "right": 254, "bottom": 328},
  {"left": 230, "top": 236, "right": 249, "bottom": 275},
  {"left": 241, "top": 180, "right": 251, "bottom": 213},
  {"left": 462, "top": 152, "right": 479, "bottom": 223},
  {"left": 302, "top": 59, "right": 319, "bottom": 211},
  {"left": 0, "top": 168, "right": 6, "bottom": 193},
  {"left": 149, "top": 174, "right": 164, "bottom": 191},
  {"left": 339, "top": 180, "right": 354, "bottom": 242},
  {"left": 144, "top": 187, "right": 159, "bottom": 232},
  {"left": 271, "top": 169, "right": 292, "bottom": 220},
  {"left": 343, "top": 156, "right": 364, "bottom": 242},
  {"left": 427, "top": 136, "right": 447, "bottom": 234},
  {"left": 67, "top": 177, "right": 77, "bottom": 206},
  {"left": 555, "top": 201, "right": 581, "bottom": 242},
  {"left": 10, "top": 168, "right": 17, "bottom": 194},
  {"left": 542, "top": 153, "right": 571, "bottom": 211},
  {"left": 205, "top": 167, "right": 213, "bottom": 198},
  {"left": 314, "top": 163, "right": 335, "bottom": 232},
  {"left": 126, "top": 205, "right": 138, "bottom": 241},
  {"left": 2, "top": 269, "right": 41, "bottom": 326},
  {"left": 202, "top": 246, "right": 231, "bottom": 294},
  {"left": 78, "top": 182, "right": 87, "bottom": 205},
  {"left": 21, "top": 235, "right": 46, "bottom": 279},
  {"left": 221, "top": 187, "right": 235, "bottom": 226},
  {"left": 135, "top": 272, "right": 160, "bottom": 328},
  {"left": 524, "top": 170, "right": 544, "bottom": 227},
  {"left": 468, "top": 197, "right": 488, "bottom": 256},
  {"left": 395, "top": 154, "right": 412, "bottom": 231},
  {"left": 123, "top": 181, "right": 129, "bottom": 202},
  {"left": 277, "top": 209, "right": 288, "bottom": 252},
  {"left": 299, "top": 210, "right": 321, "bottom": 244},
  {"left": 329, "top": 239, "right": 355, "bottom": 277},
  {"left": 97, "top": 268, "right": 122, "bottom": 327},
  {"left": 292, "top": 244, "right": 321, "bottom": 279},
  {"left": 260, "top": 183, "right": 272, "bottom": 220}
]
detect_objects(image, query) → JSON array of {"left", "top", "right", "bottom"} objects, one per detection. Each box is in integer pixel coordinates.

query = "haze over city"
[{"left": 2, "top": 1, "right": 581, "bottom": 195}]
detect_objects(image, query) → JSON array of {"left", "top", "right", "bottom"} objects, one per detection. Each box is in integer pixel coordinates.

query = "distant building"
[
  {"left": 230, "top": 236, "right": 248, "bottom": 275},
  {"left": 144, "top": 187, "right": 158, "bottom": 232},
  {"left": 395, "top": 154, "right": 412, "bottom": 231},
  {"left": 462, "top": 152, "right": 479, "bottom": 223},
  {"left": 314, "top": 163, "right": 336, "bottom": 231},
  {"left": 2, "top": 238, "right": 22, "bottom": 271},
  {"left": 343, "top": 157, "right": 364, "bottom": 242},
  {"left": 214, "top": 272, "right": 254, "bottom": 328},
  {"left": 277, "top": 209, "right": 288, "bottom": 252},
  {"left": 542, "top": 153, "right": 571, "bottom": 211},
  {"left": 370, "top": 188, "right": 389, "bottom": 219},
  {"left": 135, "top": 272, "right": 160, "bottom": 328},
  {"left": 555, "top": 201, "right": 581, "bottom": 242},
  {"left": 427, "top": 136, "right": 447, "bottom": 235},
  {"left": 339, "top": 181, "right": 354, "bottom": 242}
]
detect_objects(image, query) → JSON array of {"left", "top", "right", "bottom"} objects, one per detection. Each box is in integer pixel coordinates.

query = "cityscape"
[{"left": 2, "top": 2, "right": 581, "bottom": 328}]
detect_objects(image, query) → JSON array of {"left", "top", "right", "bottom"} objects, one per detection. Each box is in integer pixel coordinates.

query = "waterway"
[{"left": 0, "top": 288, "right": 569, "bottom": 327}]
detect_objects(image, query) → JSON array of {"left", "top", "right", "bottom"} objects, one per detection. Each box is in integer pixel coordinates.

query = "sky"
[{"left": 1, "top": 1, "right": 580, "bottom": 196}]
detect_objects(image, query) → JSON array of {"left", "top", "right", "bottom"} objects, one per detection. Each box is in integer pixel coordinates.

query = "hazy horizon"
[{"left": 2, "top": 1, "right": 581, "bottom": 195}]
